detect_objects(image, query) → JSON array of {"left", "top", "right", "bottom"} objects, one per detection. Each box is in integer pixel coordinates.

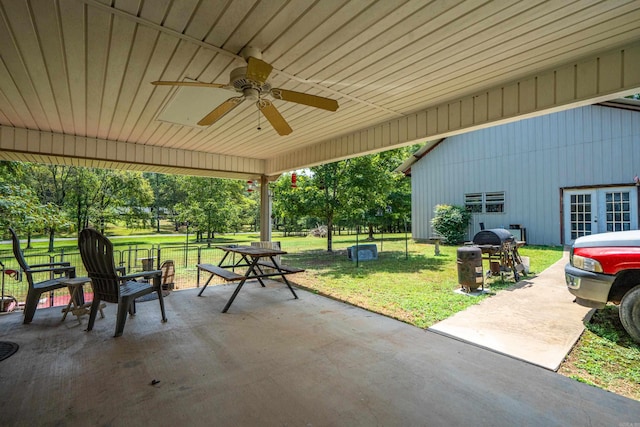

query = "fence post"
[
  {"left": 156, "top": 246, "right": 161, "bottom": 270},
  {"left": 184, "top": 233, "right": 189, "bottom": 268},
  {"left": 48, "top": 253, "right": 55, "bottom": 307},
  {"left": 405, "top": 217, "right": 409, "bottom": 260},
  {"left": 196, "top": 246, "right": 201, "bottom": 287},
  {"left": 117, "top": 250, "right": 124, "bottom": 271}
]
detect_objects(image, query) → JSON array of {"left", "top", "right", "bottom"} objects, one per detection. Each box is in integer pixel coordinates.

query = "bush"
[{"left": 431, "top": 204, "right": 471, "bottom": 244}]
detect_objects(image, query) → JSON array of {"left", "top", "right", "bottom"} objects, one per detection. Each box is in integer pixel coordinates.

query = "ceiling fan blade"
[
  {"left": 258, "top": 99, "right": 292, "bottom": 136},
  {"left": 198, "top": 97, "right": 244, "bottom": 126},
  {"left": 246, "top": 57, "right": 273, "bottom": 86},
  {"left": 152, "top": 80, "right": 228, "bottom": 89},
  {"left": 271, "top": 88, "right": 338, "bottom": 112}
]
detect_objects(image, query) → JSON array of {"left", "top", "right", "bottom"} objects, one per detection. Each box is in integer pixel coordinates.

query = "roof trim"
[
  {"left": 597, "top": 97, "right": 640, "bottom": 112},
  {"left": 395, "top": 139, "right": 445, "bottom": 175},
  {"left": 397, "top": 98, "right": 640, "bottom": 175}
]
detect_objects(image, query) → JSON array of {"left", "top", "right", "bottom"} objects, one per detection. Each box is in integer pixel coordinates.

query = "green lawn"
[
  {"left": 558, "top": 306, "right": 640, "bottom": 400},
  {"left": 286, "top": 239, "right": 562, "bottom": 328}
]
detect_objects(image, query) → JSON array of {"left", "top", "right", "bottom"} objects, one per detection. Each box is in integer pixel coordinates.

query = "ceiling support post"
[{"left": 259, "top": 175, "right": 272, "bottom": 242}]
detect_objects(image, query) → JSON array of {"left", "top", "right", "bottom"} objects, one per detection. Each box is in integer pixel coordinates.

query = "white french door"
[{"left": 564, "top": 187, "right": 638, "bottom": 245}]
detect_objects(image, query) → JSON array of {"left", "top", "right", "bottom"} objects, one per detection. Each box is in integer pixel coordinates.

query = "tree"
[
  {"left": 178, "top": 176, "right": 251, "bottom": 239},
  {"left": 341, "top": 153, "right": 399, "bottom": 240},
  {"left": 303, "top": 146, "right": 417, "bottom": 251},
  {"left": 306, "top": 162, "right": 347, "bottom": 251},
  {"left": 113, "top": 172, "right": 154, "bottom": 229},
  {"left": 272, "top": 173, "right": 313, "bottom": 235},
  {"left": 0, "top": 183, "right": 41, "bottom": 240},
  {"left": 68, "top": 166, "right": 99, "bottom": 233},
  {"left": 145, "top": 173, "right": 189, "bottom": 232},
  {"left": 68, "top": 169, "right": 154, "bottom": 234},
  {"left": 174, "top": 201, "right": 205, "bottom": 238},
  {"left": 29, "top": 164, "right": 73, "bottom": 251},
  {"left": 0, "top": 162, "right": 71, "bottom": 248}
]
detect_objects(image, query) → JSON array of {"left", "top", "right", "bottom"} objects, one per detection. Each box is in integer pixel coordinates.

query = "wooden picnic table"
[{"left": 197, "top": 245, "right": 304, "bottom": 313}]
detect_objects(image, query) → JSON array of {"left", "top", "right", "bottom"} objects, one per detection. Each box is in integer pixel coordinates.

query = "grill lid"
[{"left": 473, "top": 228, "right": 515, "bottom": 246}]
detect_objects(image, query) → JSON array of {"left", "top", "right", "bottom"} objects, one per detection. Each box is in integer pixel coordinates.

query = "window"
[
  {"left": 465, "top": 193, "right": 483, "bottom": 213},
  {"left": 464, "top": 191, "right": 505, "bottom": 213},
  {"left": 485, "top": 192, "right": 505, "bottom": 213}
]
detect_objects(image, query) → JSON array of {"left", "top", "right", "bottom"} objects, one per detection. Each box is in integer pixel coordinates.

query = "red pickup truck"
[{"left": 565, "top": 230, "right": 640, "bottom": 343}]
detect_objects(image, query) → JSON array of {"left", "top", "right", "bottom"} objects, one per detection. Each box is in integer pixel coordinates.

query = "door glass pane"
[
  {"left": 569, "top": 193, "right": 593, "bottom": 239},
  {"left": 605, "top": 191, "right": 631, "bottom": 233}
]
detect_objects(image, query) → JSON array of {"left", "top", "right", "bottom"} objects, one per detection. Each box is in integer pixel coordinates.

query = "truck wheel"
[{"left": 620, "top": 285, "right": 640, "bottom": 343}]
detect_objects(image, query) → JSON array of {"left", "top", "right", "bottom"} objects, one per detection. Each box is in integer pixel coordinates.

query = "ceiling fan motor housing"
[{"left": 230, "top": 66, "right": 271, "bottom": 99}]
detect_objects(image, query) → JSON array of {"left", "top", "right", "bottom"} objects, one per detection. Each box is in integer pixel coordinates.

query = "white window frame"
[
  {"left": 464, "top": 191, "right": 505, "bottom": 214},
  {"left": 485, "top": 191, "right": 505, "bottom": 213},
  {"left": 464, "top": 193, "right": 483, "bottom": 213}
]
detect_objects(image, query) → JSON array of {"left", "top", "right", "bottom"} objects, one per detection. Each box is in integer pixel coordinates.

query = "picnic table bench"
[
  {"left": 197, "top": 263, "right": 245, "bottom": 282},
  {"left": 196, "top": 245, "right": 304, "bottom": 312},
  {"left": 256, "top": 261, "right": 305, "bottom": 274}
]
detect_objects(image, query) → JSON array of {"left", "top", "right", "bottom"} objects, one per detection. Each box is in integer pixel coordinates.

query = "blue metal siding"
[{"left": 411, "top": 104, "right": 640, "bottom": 245}]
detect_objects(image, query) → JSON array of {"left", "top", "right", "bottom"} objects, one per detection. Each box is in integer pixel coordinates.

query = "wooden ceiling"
[{"left": 1, "top": 0, "right": 639, "bottom": 179}]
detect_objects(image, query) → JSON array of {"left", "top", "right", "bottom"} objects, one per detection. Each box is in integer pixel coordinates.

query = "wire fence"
[
  {"left": 0, "top": 241, "right": 256, "bottom": 312},
  {"left": 0, "top": 230, "right": 412, "bottom": 313}
]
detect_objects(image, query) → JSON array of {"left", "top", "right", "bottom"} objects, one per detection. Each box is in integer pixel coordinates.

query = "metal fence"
[
  {"left": 0, "top": 231, "right": 412, "bottom": 313},
  {"left": 0, "top": 241, "right": 257, "bottom": 312}
]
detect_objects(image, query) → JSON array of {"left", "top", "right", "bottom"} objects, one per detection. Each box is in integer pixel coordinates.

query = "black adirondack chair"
[
  {"left": 78, "top": 228, "right": 167, "bottom": 337},
  {"left": 9, "top": 228, "right": 76, "bottom": 324}
]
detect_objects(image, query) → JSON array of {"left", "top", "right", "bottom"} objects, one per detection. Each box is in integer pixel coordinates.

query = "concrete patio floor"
[{"left": 0, "top": 280, "right": 638, "bottom": 426}]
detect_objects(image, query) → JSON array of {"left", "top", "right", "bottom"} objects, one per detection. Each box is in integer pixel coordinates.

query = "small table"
[
  {"left": 197, "top": 245, "right": 304, "bottom": 313},
  {"left": 60, "top": 277, "right": 105, "bottom": 322}
]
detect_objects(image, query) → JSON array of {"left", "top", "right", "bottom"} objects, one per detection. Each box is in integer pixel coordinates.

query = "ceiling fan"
[{"left": 152, "top": 47, "right": 339, "bottom": 135}]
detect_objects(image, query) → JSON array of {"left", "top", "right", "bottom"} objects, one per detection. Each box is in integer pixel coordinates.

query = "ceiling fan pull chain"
[{"left": 257, "top": 104, "right": 262, "bottom": 131}]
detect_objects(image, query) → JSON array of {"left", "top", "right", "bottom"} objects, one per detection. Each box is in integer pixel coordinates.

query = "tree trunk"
[
  {"left": 48, "top": 228, "right": 55, "bottom": 252},
  {"left": 367, "top": 223, "right": 375, "bottom": 240},
  {"left": 76, "top": 199, "right": 82, "bottom": 235},
  {"left": 26, "top": 232, "right": 32, "bottom": 249}
]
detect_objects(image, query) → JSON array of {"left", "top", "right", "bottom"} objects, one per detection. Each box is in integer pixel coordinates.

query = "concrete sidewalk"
[{"left": 429, "top": 251, "right": 593, "bottom": 370}]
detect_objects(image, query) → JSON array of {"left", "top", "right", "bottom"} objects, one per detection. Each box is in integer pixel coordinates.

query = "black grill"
[{"left": 472, "top": 228, "right": 515, "bottom": 246}]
